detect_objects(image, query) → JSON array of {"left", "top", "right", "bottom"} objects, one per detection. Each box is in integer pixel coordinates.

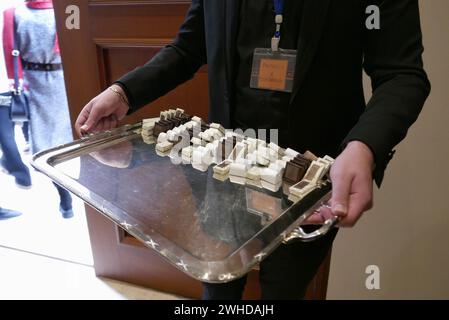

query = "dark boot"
[
  {"left": 53, "top": 182, "right": 74, "bottom": 219},
  {"left": 0, "top": 207, "right": 22, "bottom": 220}
]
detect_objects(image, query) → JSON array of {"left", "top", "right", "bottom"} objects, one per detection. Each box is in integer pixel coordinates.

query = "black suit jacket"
[{"left": 118, "top": 0, "right": 430, "bottom": 186}]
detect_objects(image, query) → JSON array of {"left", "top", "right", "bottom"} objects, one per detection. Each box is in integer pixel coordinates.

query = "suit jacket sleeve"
[
  {"left": 115, "top": 0, "right": 206, "bottom": 112},
  {"left": 342, "top": 0, "right": 430, "bottom": 186}
]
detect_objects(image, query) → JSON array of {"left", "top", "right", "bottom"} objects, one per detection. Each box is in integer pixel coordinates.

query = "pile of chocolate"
[
  {"left": 140, "top": 109, "right": 334, "bottom": 202},
  {"left": 153, "top": 109, "right": 193, "bottom": 137}
]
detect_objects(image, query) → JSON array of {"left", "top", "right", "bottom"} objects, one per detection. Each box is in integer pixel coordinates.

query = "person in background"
[
  {"left": 0, "top": 0, "right": 31, "bottom": 188},
  {"left": 3, "top": 0, "right": 74, "bottom": 218},
  {"left": 0, "top": 206, "right": 22, "bottom": 220}
]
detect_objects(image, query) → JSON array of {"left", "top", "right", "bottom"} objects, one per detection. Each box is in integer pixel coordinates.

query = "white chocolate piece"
[
  {"left": 275, "top": 159, "right": 287, "bottom": 169},
  {"left": 229, "top": 175, "right": 246, "bottom": 185},
  {"left": 256, "top": 154, "right": 270, "bottom": 167},
  {"left": 213, "top": 160, "right": 232, "bottom": 175},
  {"left": 246, "top": 178, "right": 263, "bottom": 189},
  {"left": 191, "top": 147, "right": 209, "bottom": 171},
  {"left": 191, "top": 137, "right": 204, "bottom": 147},
  {"left": 288, "top": 193, "right": 301, "bottom": 203},
  {"left": 268, "top": 162, "right": 284, "bottom": 175},
  {"left": 201, "top": 131, "right": 213, "bottom": 142},
  {"left": 173, "top": 127, "right": 182, "bottom": 135},
  {"left": 246, "top": 166, "right": 261, "bottom": 181},
  {"left": 282, "top": 155, "right": 294, "bottom": 162},
  {"left": 191, "top": 147, "right": 204, "bottom": 165},
  {"left": 176, "top": 107, "right": 185, "bottom": 114},
  {"left": 213, "top": 173, "right": 229, "bottom": 182},
  {"left": 260, "top": 180, "right": 282, "bottom": 192},
  {"left": 268, "top": 142, "right": 281, "bottom": 153},
  {"left": 141, "top": 129, "right": 153, "bottom": 136},
  {"left": 202, "top": 148, "right": 214, "bottom": 166},
  {"left": 289, "top": 180, "right": 315, "bottom": 199},
  {"left": 323, "top": 155, "right": 335, "bottom": 164},
  {"left": 268, "top": 148, "right": 280, "bottom": 162},
  {"left": 317, "top": 158, "right": 331, "bottom": 174},
  {"left": 285, "top": 148, "right": 300, "bottom": 158},
  {"left": 229, "top": 163, "right": 247, "bottom": 177},
  {"left": 278, "top": 147, "right": 286, "bottom": 157},
  {"left": 256, "top": 139, "right": 267, "bottom": 149},
  {"left": 246, "top": 152, "right": 257, "bottom": 164},
  {"left": 256, "top": 157, "right": 270, "bottom": 167},
  {"left": 182, "top": 154, "right": 192, "bottom": 164},
  {"left": 142, "top": 136, "right": 155, "bottom": 145},
  {"left": 182, "top": 146, "right": 193, "bottom": 158},
  {"left": 260, "top": 168, "right": 282, "bottom": 185},
  {"left": 257, "top": 146, "right": 270, "bottom": 159},
  {"left": 192, "top": 116, "right": 202, "bottom": 124},
  {"left": 156, "top": 141, "right": 173, "bottom": 153},
  {"left": 210, "top": 123, "right": 226, "bottom": 135},
  {"left": 209, "top": 128, "right": 223, "bottom": 140},
  {"left": 157, "top": 132, "right": 168, "bottom": 144},
  {"left": 167, "top": 130, "right": 178, "bottom": 142},
  {"left": 236, "top": 147, "right": 247, "bottom": 160},
  {"left": 247, "top": 139, "right": 257, "bottom": 153}
]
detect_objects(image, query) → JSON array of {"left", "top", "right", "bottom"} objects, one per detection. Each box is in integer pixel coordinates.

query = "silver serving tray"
[{"left": 31, "top": 123, "right": 338, "bottom": 283}]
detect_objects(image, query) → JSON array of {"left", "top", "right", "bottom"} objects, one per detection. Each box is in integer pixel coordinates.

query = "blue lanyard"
[
  {"left": 274, "top": 0, "right": 285, "bottom": 18},
  {"left": 272, "top": 0, "right": 284, "bottom": 51}
]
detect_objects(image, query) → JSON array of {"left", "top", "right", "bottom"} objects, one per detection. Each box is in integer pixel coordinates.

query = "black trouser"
[
  {"left": 0, "top": 94, "right": 31, "bottom": 185},
  {"left": 202, "top": 227, "right": 338, "bottom": 300}
]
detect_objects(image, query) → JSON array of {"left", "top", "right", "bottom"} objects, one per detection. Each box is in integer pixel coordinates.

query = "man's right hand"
[{"left": 75, "top": 84, "right": 130, "bottom": 137}]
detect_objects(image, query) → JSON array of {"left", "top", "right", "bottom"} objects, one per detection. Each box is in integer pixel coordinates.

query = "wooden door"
[{"left": 53, "top": 0, "right": 331, "bottom": 299}]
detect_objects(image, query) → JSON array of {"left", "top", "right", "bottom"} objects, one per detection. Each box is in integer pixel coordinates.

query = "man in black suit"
[{"left": 75, "top": 0, "right": 430, "bottom": 299}]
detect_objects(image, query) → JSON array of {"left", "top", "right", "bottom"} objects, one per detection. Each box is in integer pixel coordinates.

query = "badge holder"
[{"left": 250, "top": 48, "right": 297, "bottom": 93}]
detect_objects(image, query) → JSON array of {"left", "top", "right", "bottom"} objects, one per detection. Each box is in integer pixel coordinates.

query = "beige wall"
[{"left": 327, "top": 0, "right": 449, "bottom": 299}]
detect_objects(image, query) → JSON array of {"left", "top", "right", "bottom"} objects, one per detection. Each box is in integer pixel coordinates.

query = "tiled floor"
[
  {"left": 0, "top": 246, "right": 182, "bottom": 300},
  {"left": 0, "top": 125, "right": 182, "bottom": 300}
]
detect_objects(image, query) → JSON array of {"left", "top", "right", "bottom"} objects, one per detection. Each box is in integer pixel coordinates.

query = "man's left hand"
[{"left": 306, "top": 141, "right": 375, "bottom": 227}]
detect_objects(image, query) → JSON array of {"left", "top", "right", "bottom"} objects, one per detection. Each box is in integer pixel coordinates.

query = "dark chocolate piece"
[
  {"left": 153, "top": 120, "right": 171, "bottom": 137},
  {"left": 283, "top": 160, "right": 308, "bottom": 185}
]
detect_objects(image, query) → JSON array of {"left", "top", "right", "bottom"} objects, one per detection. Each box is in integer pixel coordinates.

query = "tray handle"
[{"left": 283, "top": 215, "right": 339, "bottom": 243}]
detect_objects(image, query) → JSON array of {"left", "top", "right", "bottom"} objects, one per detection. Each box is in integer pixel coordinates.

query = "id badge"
[{"left": 250, "top": 48, "right": 297, "bottom": 93}]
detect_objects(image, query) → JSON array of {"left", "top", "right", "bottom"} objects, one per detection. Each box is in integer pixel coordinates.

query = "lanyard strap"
[{"left": 272, "top": 0, "right": 284, "bottom": 51}]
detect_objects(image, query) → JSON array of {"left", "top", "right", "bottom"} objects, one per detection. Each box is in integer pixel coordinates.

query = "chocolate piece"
[
  {"left": 289, "top": 180, "right": 315, "bottom": 200},
  {"left": 283, "top": 161, "right": 308, "bottom": 185},
  {"left": 156, "top": 141, "right": 173, "bottom": 153},
  {"left": 153, "top": 120, "right": 172, "bottom": 137},
  {"left": 303, "top": 150, "right": 318, "bottom": 161},
  {"left": 213, "top": 160, "right": 232, "bottom": 175},
  {"left": 302, "top": 161, "right": 326, "bottom": 184},
  {"left": 213, "top": 173, "right": 229, "bottom": 182},
  {"left": 229, "top": 175, "right": 246, "bottom": 185}
]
